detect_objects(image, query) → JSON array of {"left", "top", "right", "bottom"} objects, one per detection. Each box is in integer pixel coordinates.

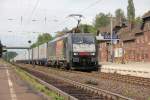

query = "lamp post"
[
  {"left": 110, "top": 16, "right": 113, "bottom": 63},
  {"left": 6, "top": 50, "right": 8, "bottom": 62},
  {"left": 28, "top": 40, "right": 31, "bottom": 64}
]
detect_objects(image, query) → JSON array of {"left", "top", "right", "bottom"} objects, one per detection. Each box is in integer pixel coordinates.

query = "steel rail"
[
  {"left": 19, "top": 66, "right": 134, "bottom": 100},
  {"left": 14, "top": 66, "right": 78, "bottom": 100}
]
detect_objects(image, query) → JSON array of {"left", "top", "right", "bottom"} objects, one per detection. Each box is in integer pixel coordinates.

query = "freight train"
[{"left": 15, "top": 33, "right": 99, "bottom": 71}]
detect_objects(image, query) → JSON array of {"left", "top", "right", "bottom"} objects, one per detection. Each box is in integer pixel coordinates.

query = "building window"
[
  {"left": 138, "top": 37, "right": 141, "bottom": 44},
  {"left": 142, "top": 36, "right": 144, "bottom": 43},
  {"left": 137, "top": 39, "right": 139, "bottom": 44},
  {"left": 145, "top": 53, "right": 149, "bottom": 59},
  {"left": 140, "top": 36, "right": 143, "bottom": 43},
  {"left": 148, "top": 23, "right": 150, "bottom": 29},
  {"left": 145, "top": 36, "right": 148, "bottom": 42}
]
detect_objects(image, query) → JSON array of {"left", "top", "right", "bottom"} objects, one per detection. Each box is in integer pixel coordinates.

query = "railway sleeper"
[{"left": 19, "top": 66, "right": 134, "bottom": 100}]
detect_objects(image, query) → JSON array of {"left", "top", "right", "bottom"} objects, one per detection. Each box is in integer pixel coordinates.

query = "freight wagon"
[
  {"left": 38, "top": 43, "right": 48, "bottom": 65},
  {"left": 32, "top": 46, "right": 39, "bottom": 64}
]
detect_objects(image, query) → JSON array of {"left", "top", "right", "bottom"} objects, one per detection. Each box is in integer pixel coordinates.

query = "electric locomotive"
[{"left": 47, "top": 33, "right": 99, "bottom": 71}]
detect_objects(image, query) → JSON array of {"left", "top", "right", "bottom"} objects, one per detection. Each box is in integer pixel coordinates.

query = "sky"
[{"left": 0, "top": 0, "right": 149, "bottom": 55}]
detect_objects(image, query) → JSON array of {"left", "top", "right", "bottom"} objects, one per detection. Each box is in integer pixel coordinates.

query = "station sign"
[
  {"left": 96, "top": 32, "right": 119, "bottom": 40},
  {"left": 102, "top": 33, "right": 118, "bottom": 39}
]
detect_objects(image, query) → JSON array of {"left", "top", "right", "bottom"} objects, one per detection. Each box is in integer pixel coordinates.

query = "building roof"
[
  {"left": 118, "top": 10, "right": 150, "bottom": 41},
  {"left": 142, "top": 11, "right": 150, "bottom": 19},
  {"left": 97, "top": 11, "right": 150, "bottom": 42},
  {"left": 98, "top": 17, "right": 125, "bottom": 33},
  {"left": 141, "top": 11, "right": 150, "bottom": 29},
  {"left": 118, "top": 23, "right": 142, "bottom": 42}
]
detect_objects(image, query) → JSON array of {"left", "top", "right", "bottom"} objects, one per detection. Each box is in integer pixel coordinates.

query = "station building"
[{"left": 97, "top": 11, "right": 150, "bottom": 63}]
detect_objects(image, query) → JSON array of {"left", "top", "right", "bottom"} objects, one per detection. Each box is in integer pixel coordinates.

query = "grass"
[
  {"left": 14, "top": 67, "right": 64, "bottom": 100},
  {"left": 123, "top": 90, "right": 135, "bottom": 96},
  {"left": 85, "top": 79, "right": 98, "bottom": 85}
]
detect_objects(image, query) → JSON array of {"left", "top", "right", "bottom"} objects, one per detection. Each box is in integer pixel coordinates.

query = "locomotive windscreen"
[
  {"left": 72, "top": 35, "right": 96, "bottom": 52},
  {"left": 72, "top": 36, "right": 95, "bottom": 44}
]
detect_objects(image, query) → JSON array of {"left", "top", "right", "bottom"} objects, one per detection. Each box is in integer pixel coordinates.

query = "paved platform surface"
[
  {"left": 100, "top": 62, "right": 150, "bottom": 78},
  {"left": 0, "top": 61, "right": 45, "bottom": 100}
]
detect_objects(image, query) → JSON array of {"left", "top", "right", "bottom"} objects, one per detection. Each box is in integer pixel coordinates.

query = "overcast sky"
[{"left": 0, "top": 0, "right": 149, "bottom": 54}]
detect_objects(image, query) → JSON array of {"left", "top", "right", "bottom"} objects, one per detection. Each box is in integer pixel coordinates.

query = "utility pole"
[
  {"left": 28, "top": 40, "right": 31, "bottom": 64},
  {"left": 21, "top": 16, "right": 23, "bottom": 25},
  {"left": 110, "top": 16, "right": 113, "bottom": 63},
  {"left": 44, "top": 16, "right": 47, "bottom": 24},
  {"left": 6, "top": 51, "right": 8, "bottom": 62}
]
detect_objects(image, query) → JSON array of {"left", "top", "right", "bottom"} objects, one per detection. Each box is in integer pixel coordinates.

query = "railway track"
[
  {"left": 67, "top": 70, "right": 150, "bottom": 87},
  {"left": 30, "top": 65, "right": 150, "bottom": 87},
  {"left": 44, "top": 66, "right": 150, "bottom": 87},
  {"left": 100, "top": 73, "right": 150, "bottom": 87},
  {"left": 16, "top": 65, "right": 133, "bottom": 100}
]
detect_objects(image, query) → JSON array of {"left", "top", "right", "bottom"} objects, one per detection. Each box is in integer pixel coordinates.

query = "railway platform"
[
  {"left": 0, "top": 60, "right": 45, "bottom": 100},
  {"left": 100, "top": 62, "right": 150, "bottom": 78}
]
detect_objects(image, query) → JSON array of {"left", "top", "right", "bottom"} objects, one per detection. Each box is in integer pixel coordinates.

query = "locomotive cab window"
[{"left": 72, "top": 36, "right": 95, "bottom": 44}]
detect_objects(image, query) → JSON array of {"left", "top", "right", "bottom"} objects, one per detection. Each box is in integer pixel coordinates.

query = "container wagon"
[
  {"left": 32, "top": 46, "right": 39, "bottom": 65},
  {"left": 38, "top": 43, "right": 48, "bottom": 65}
]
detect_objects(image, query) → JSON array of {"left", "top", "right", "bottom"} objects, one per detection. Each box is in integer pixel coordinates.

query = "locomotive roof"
[
  {"left": 31, "top": 33, "right": 95, "bottom": 48},
  {"left": 48, "top": 33, "right": 70, "bottom": 44},
  {"left": 48, "top": 33, "right": 94, "bottom": 44},
  {"left": 71, "top": 33, "right": 94, "bottom": 36}
]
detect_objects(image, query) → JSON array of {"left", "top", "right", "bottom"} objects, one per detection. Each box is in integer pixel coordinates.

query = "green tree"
[
  {"left": 135, "top": 17, "right": 143, "bottom": 24},
  {"left": 3, "top": 52, "right": 18, "bottom": 61},
  {"left": 55, "top": 27, "right": 69, "bottom": 37},
  {"left": 115, "top": 9, "right": 125, "bottom": 21},
  {"left": 62, "top": 27, "right": 69, "bottom": 33},
  {"left": 42, "top": 33, "right": 53, "bottom": 43},
  {"left": 94, "top": 13, "right": 110, "bottom": 29},
  {"left": 127, "top": 0, "right": 135, "bottom": 23},
  {"left": 31, "top": 33, "right": 53, "bottom": 48},
  {"left": 79, "top": 24, "right": 96, "bottom": 34},
  {"left": 30, "top": 43, "right": 37, "bottom": 48},
  {"left": 55, "top": 31, "right": 65, "bottom": 37},
  {"left": 37, "top": 34, "right": 43, "bottom": 45}
]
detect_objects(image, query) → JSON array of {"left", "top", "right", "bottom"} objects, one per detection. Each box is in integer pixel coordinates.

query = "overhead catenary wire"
[
  {"left": 27, "top": 0, "right": 40, "bottom": 24},
  {"left": 80, "top": 0, "right": 103, "bottom": 13},
  {"left": 76, "top": 0, "right": 103, "bottom": 26},
  {"left": 30, "top": 0, "right": 40, "bottom": 17},
  {"left": 8, "top": 0, "right": 103, "bottom": 35},
  {"left": 46, "top": 0, "right": 103, "bottom": 31}
]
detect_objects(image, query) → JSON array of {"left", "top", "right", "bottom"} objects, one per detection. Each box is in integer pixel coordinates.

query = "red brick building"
[
  {"left": 120, "top": 11, "right": 150, "bottom": 63},
  {"left": 134, "top": 11, "right": 150, "bottom": 62},
  {"left": 97, "top": 17, "right": 125, "bottom": 63},
  {"left": 98, "top": 11, "right": 150, "bottom": 63}
]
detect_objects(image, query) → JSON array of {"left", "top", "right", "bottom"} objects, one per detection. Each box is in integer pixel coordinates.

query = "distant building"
[
  {"left": 116, "top": 11, "right": 150, "bottom": 63},
  {"left": 96, "top": 17, "right": 126, "bottom": 62},
  {"left": 97, "top": 11, "right": 150, "bottom": 63}
]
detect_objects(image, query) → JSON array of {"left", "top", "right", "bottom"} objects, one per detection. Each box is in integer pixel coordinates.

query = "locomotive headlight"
[
  {"left": 91, "top": 53, "right": 95, "bottom": 55},
  {"left": 74, "top": 53, "right": 78, "bottom": 55}
]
